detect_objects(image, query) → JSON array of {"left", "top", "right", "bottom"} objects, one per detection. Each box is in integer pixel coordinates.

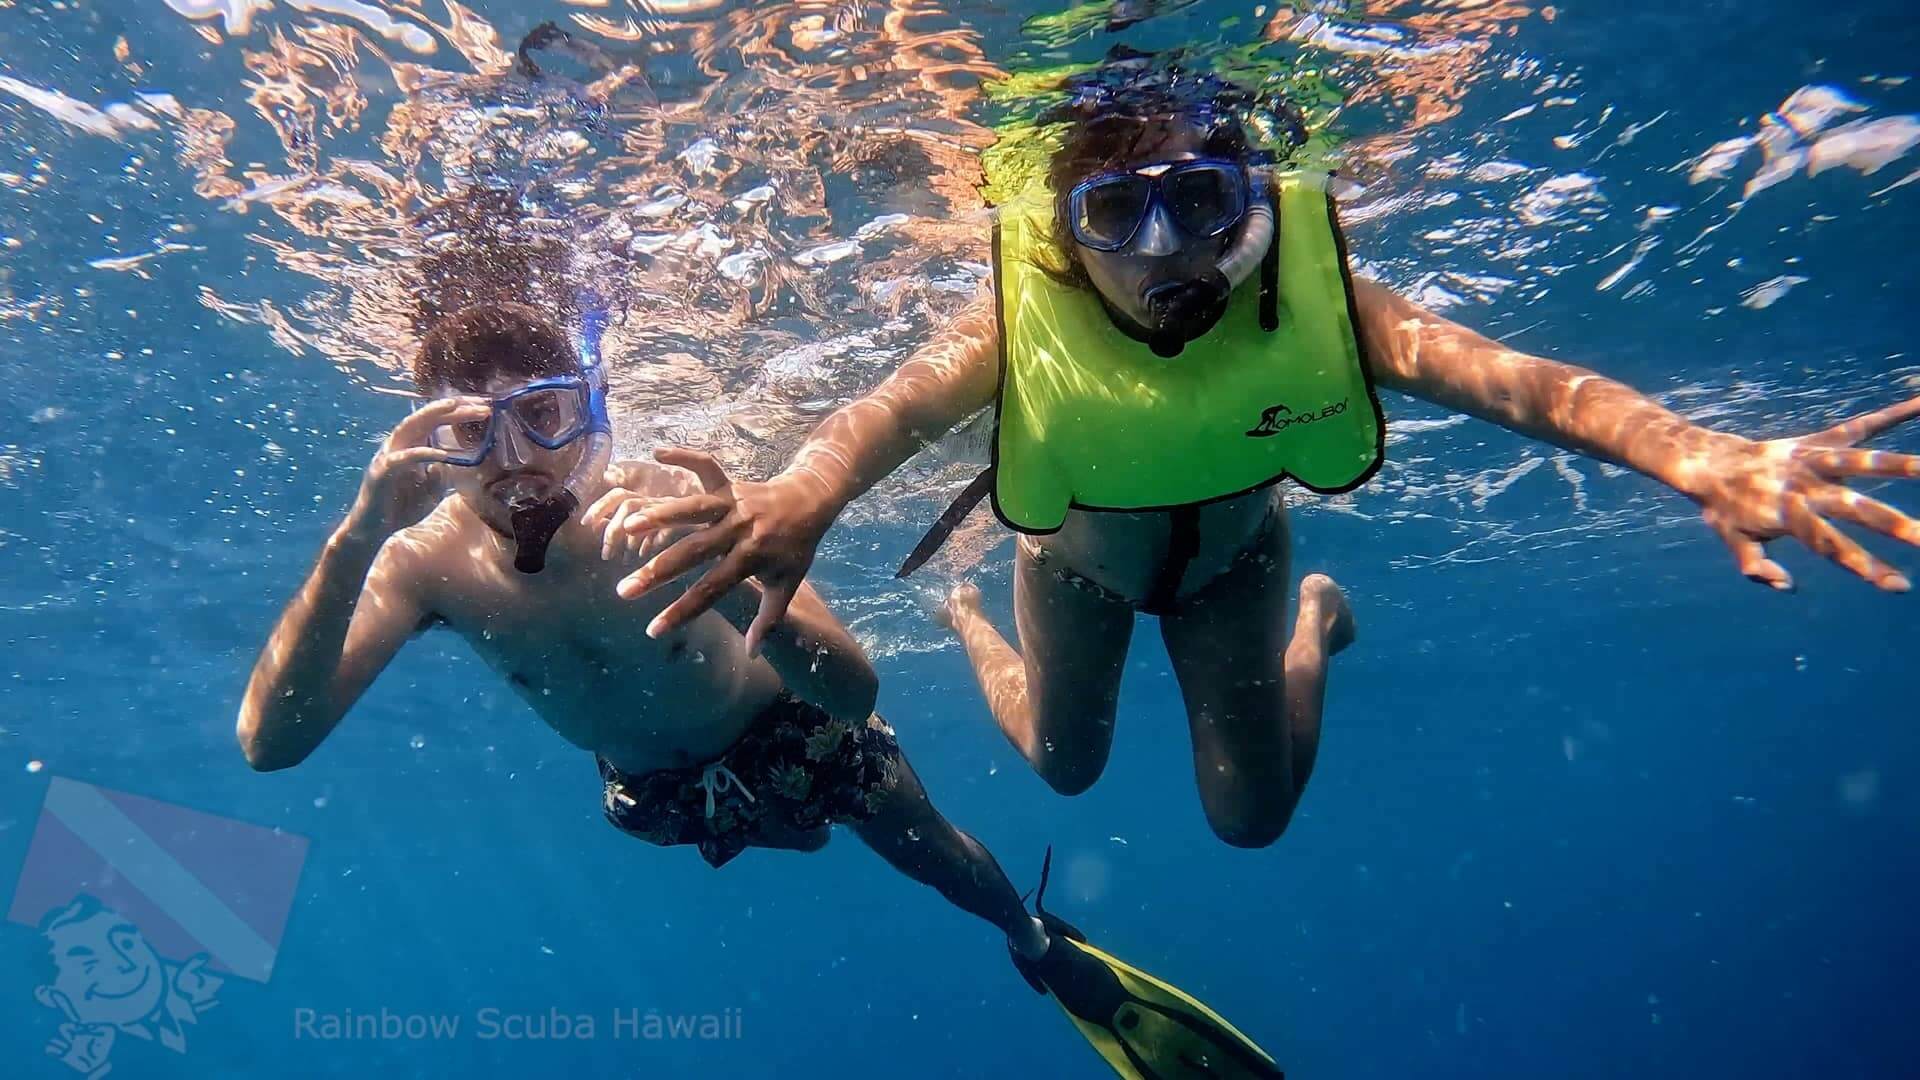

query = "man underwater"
[
  {"left": 237, "top": 302, "right": 1287, "bottom": 1078},
  {"left": 605, "top": 64, "right": 1920, "bottom": 849}
]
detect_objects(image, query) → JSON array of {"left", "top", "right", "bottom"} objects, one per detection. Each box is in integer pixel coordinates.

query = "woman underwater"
[{"left": 604, "top": 63, "right": 1920, "bottom": 848}]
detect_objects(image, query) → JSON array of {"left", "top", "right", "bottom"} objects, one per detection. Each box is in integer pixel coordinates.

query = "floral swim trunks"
[{"left": 598, "top": 692, "right": 902, "bottom": 868}]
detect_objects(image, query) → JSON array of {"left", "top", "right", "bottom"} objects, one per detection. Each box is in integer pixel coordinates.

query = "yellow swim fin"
[{"left": 1012, "top": 849, "right": 1284, "bottom": 1079}]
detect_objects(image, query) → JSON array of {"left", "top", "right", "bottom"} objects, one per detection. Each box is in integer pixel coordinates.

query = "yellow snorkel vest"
[
  {"left": 990, "top": 170, "right": 1384, "bottom": 534},
  {"left": 895, "top": 171, "right": 1385, "bottom": 579}
]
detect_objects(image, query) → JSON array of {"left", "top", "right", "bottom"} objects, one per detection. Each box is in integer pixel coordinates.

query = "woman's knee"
[
  {"left": 1033, "top": 750, "right": 1106, "bottom": 796},
  {"left": 1199, "top": 783, "right": 1298, "bottom": 849},
  {"left": 1027, "top": 715, "right": 1114, "bottom": 795}
]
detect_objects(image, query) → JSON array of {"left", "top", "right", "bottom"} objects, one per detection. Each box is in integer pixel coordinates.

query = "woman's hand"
[
  {"left": 1682, "top": 396, "right": 1920, "bottom": 591},
  {"left": 610, "top": 448, "right": 842, "bottom": 652}
]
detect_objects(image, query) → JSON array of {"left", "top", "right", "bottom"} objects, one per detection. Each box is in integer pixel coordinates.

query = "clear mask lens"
[
  {"left": 425, "top": 379, "right": 593, "bottom": 465},
  {"left": 505, "top": 385, "right": 586, "bottom": 445},
  {"left": 1077, "top": 176, "right": 1153, "bottom": 250},
  {"left": 1070, "top": 159, "right": 1248, "bottom": 252},
  {"left": 1165, "top": 165, "right": 1243, "bottom": 237},
  {"left": 430, "top": 416, "right": 492, "bottom": 465}
]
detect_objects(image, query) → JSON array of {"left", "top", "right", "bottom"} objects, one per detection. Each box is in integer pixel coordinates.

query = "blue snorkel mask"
[
  {"left": 426, "top": 308, "right": 614, "bottom": 574},
  {"left": 427, "top": 365, "right": 610, "bottom": 467}
]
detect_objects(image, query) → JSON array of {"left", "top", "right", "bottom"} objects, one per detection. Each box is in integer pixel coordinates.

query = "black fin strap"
[{"left": 896, "top": 467, "right": 996, "bottom": 578}]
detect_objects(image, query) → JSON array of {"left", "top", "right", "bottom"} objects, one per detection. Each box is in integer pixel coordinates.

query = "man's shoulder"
[{"left": 380, "top": 498, "right": 479, "bottom": 582}]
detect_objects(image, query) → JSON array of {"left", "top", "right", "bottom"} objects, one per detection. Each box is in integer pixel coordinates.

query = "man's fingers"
[
  {"left": 386, "top": 445, "right": 458, "bottom": 468},
  {"left": 582, "top": 485, "right": 634, "bottom": 527},
  {"left": 1784, "top": 498, "right": 1911, "bottom": 591},
  {"left": 393, "top": 397, "right": 490, "bottom": 445},
  {"left": 622, "top": 494, "right": 731, "bottom": 533},
  {"left": 744, "top": 578, "right": 800, "bottom": 656},
  {"left": 1808, "top": 487, "right": 1920, "bottom": 549},
  {"left": 654, "top": 447, "right": 733, "bottom": 494},
  {"left": 1706, "top": 512, "right": 1793, "bottom": 591},
  {"left": 602, "top": 501, "right": 634, "bottom": 560},
  {"left": 1804, "top": 395, "right": 1920, "bottom": 447},
  {"left": 648, "top": 551, "right": 753, "bottom": 639},
  {"left": 638, "top": 525, "right": 686, "bottom": 564},
  {"left": 617, "top": 527, "right": 729, "bottom": 602},
  {"left": 1800, "top": 447, "right": 1920, "bottom": 480}
]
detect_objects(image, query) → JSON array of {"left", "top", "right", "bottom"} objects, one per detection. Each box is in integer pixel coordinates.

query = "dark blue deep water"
[{"left": 3, "top": 2, "right": 1917, "bottom": 1078}]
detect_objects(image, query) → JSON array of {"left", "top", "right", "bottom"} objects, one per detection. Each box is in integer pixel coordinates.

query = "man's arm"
[
  {"left": 236, "top": 396, "right": 489, "bottom": 769},
  {"left": 235, "top": 528, "right": 430, "bottom": 771},
  {"left": 1351, "top": 278, "right": 1711, "bottom": 489}
]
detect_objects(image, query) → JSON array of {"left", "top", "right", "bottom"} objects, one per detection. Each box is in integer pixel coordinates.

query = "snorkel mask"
[
  {"left": 1067, "top": 156, "right": 1275, "bottom": 357},
  {"left": 1043, "top": 61, "right": 1304, "bottom": 357},
  {"left": 427, "top": 309, "right": 613, "bottom": 574}
]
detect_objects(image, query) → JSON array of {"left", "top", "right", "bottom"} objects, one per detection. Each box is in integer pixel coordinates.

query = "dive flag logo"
[{"left": 7, "top": 777, "right": 308, "bottom": 982}]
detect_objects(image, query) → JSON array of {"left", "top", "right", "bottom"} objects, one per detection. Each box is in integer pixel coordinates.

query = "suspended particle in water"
[
  {"left": 1064, "top": 851, "right": 1111, "bottom": 903},
  {"left": 1838, "top": 769, "right": 1880, "bottom": 807},
  {"left": 26, "top": 760, "right": 44, "bottom": 773},
  {"left": 409, "top": 734, "right": 426, "bottom": 750}
]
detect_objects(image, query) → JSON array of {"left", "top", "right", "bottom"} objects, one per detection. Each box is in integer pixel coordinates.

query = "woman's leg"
[
  {"left": 1159, "top": 512, "right": 1354, "bottom": 848},
  {"left": 939, "top": 539, "right": 1136, "bottom": 795}
]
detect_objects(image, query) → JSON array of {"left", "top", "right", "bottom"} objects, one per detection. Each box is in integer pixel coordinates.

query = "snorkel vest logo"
[{"left": 1246, "top": 398, "right": 1349, "bottom": 438}]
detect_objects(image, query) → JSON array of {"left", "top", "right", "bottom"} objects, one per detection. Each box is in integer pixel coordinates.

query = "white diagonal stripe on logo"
[{"left": 44, "top": 778, "right": 278, "bottom": 981}]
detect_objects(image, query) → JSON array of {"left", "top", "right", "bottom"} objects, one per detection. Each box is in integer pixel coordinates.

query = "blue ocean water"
[{"left": 2, "top": 2, "right": 1918, "bottom": 1078}]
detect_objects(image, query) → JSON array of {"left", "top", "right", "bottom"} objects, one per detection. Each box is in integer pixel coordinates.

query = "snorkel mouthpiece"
[
  {"left": 508, "top": 492, "right": 577, "bottom": 574},
  {"left": 503, "top": 428, "right": 612, "bottom": 575},
  {"left": 1143, "top": 268, "right": 1231, "bottom": 358},
  {"left": 1142, "top": 185, "right": 1272, "bottom": 357}
]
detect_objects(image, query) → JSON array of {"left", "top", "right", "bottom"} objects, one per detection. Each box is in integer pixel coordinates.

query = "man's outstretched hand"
[
  {"left": 612, "top": 449, "right": 840, "bottom": 653},
  {"left": 1684, "top": 395, "right": 1920, "bottom": 591}
]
